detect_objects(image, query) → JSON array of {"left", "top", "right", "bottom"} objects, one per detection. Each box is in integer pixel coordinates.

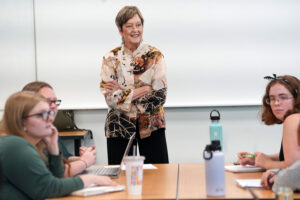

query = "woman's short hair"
[
  {"left": 115, "top": 6, "right": 144, "bottom": 30},
  {"left": 262, "top": 75, "right": 300, "bottom": 125},
  {"left": 0, "top": 91, "right": 47, "bottom": 158},
  {"left": 22, "top": 81, "right": 53, "bottom": 93}
]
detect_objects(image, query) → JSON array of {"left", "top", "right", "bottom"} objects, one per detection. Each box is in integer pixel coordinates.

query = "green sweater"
[{"left": 0, "top": 135, "right": 84, "bottom": 200}]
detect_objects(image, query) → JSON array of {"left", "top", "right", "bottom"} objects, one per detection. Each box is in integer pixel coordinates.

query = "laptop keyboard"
[{"left": 94, "top": 167, "right": 119, "bottom": 175}]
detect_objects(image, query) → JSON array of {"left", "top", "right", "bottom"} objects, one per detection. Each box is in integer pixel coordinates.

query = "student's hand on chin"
[
  {"left": 42, "top": 125, "right": 59, "bottom": 155},
  {"left": 43, "top": 125, "right": 58, "bottom": 146}
]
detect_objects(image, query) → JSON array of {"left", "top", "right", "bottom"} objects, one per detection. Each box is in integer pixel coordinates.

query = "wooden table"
[
  {"left": 178, "top": 163, "right": 252, "bottom": 199},
  {"left": 178, "top": 163, "right": 300, "bottom": 200},
  {"left": 46, "top": 163, "right": 300, "bottom": 200},
  {"left": 59, "top": 130, "right": 92, "bottom": 156},
  {"left": 46, "top": 164, "right": 179, "bottom": 200}
]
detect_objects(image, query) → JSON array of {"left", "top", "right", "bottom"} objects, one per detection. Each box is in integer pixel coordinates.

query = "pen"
[
  {"left": 242, "top": 154, "right": 255, "bottom": 158},
  {"left": 233, "top": 161, "right": 240, "bottom": 165}
]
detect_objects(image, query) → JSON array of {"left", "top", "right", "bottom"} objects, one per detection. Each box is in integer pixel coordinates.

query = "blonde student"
[
  {"left": 23, "top": 81, "right": 96, "bottom": 177},
  {"left": 0, "top": 91, "right": 117, "bottom": 200}
]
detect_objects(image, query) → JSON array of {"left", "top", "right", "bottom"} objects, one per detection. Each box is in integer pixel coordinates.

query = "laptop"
[{"left": 84, "top": 133, "right": 136, "bottom": 178}]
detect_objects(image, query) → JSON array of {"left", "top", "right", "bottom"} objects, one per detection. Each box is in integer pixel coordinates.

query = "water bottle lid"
[
  {"left": 210, "top": 109, "right": 221, "bottom": 120},
  {"left": 203, "top": 140, "right": 222, "bottom": 160},
  {"left": 205, "top": 140, "right": 221, "bottom": 151},
  {"left": 211, "top": 140, "right": 222, "bottom": 151}
]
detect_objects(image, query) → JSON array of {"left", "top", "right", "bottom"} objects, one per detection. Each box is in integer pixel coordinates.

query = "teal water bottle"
[{"left": 209, "top": 110, "right": 223, "bottom": 151}]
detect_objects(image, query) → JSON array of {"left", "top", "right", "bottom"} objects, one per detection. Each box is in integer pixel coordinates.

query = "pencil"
[{"left": 242, "top": 154, "right": 255, "bottom": 158}]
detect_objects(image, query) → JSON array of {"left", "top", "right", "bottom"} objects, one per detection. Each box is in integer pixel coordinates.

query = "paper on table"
[
  {"left": 225, "top": 165, "right": 264, "bottom": 173},
  {"left": 71, "top": 185, "right": 125, "bottom": 196},
  {"left": 121, "top": 164, "right": 157, "bottom": 170},
  {"left": 103, "top": 164, "right": 157, "bottom": 170},
  {"left": 236, "top": 179, "right": 263, "bottom": 188}
]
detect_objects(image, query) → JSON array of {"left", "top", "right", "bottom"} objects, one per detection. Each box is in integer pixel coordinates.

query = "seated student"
[
  {"left": 0, "top": 162, "right": 2, "bottom": 195},
  {"left": 0, "top": 91, "right": 117, "bottom": 200},
  {"left": 237, "top": 74, "right": 300, "bottom": 170},
  {"left": 261, "top": 122, "right": 300, "bottom": 191},
  {"left": 22, "top": 81, "right": 96, "bottom": 177}
]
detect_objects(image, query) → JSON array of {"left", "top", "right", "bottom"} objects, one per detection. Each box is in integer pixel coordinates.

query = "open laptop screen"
[
  {"left": 120, "top": 133, "right": 136, "bottom": 169},
  {"left": 84, "top": 133, "right": 136, "bottom": 178}
]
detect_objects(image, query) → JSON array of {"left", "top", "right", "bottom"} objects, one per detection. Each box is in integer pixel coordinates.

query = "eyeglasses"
[
  {"left": 47, "top": 99, "right": 61, "bottom": 107},
  {"left": 124, "top": 23, "right": 143, "bottom": 30},
  {"left": 266, "top": 95, "right": 294, "bottom": 105},
  {"left": 25, "top": 110, "right": 55, "bottom": 121}
]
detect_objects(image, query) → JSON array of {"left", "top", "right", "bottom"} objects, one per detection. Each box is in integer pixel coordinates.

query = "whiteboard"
[
  {"left": 30, "top": 0, "right": 300, "bottom": 109},
  {"left": 0, "top": 0, "right": 36, "bottom": 110}
]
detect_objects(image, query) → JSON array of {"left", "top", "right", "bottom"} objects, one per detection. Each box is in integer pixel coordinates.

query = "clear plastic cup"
[{"left": 123, "top": 156, "right": 145, "bottom": 195}]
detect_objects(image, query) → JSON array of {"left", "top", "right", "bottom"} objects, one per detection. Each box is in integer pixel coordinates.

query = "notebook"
[
  {"left": 225, "top": 165, "right": 264, "bottom": 173},
  {"left": 71, "top": 185, "right": 125, "bottom": 196},
  {"left": 236, "top": 179, "right": 263, "bottom": 188},
  {"left": 85, "top": 133, "right": 136, "bottom": 178}
]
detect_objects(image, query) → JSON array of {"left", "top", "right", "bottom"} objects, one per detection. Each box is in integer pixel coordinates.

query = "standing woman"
[
  {"left": 0, "top": 91, "right": 116, "bottom": 200},
  {"left": 100, "top": 6, "right": 169, "bottom": 164},
  {"left": 238, "top": 74, "right": 300, "bottom": 170}
]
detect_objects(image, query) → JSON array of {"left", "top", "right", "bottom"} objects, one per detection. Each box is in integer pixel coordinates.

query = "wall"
[
  {"left": 1, "top": 0, "right": 300, "bottom": 109},
  {"left": 0, "top": 0, "right": 36, "bottom": 108},
  {"left": 35, "top": 0, "right": 300, "bottom": 108}
]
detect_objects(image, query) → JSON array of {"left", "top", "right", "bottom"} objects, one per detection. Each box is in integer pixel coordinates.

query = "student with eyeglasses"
[
  {"left": 236, "top": 75, "right": 300, "bottom": 183},
  {"left": 0, "top": 91, "right": 117, "bottom": 200},
  {"left": 22, "top": 81, "right": 96, "bottom": 177}
]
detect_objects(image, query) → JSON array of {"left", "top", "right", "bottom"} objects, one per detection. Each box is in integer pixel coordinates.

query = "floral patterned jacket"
[{"left": 100, "top": 43, "right": 167, "bottom": 139}]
